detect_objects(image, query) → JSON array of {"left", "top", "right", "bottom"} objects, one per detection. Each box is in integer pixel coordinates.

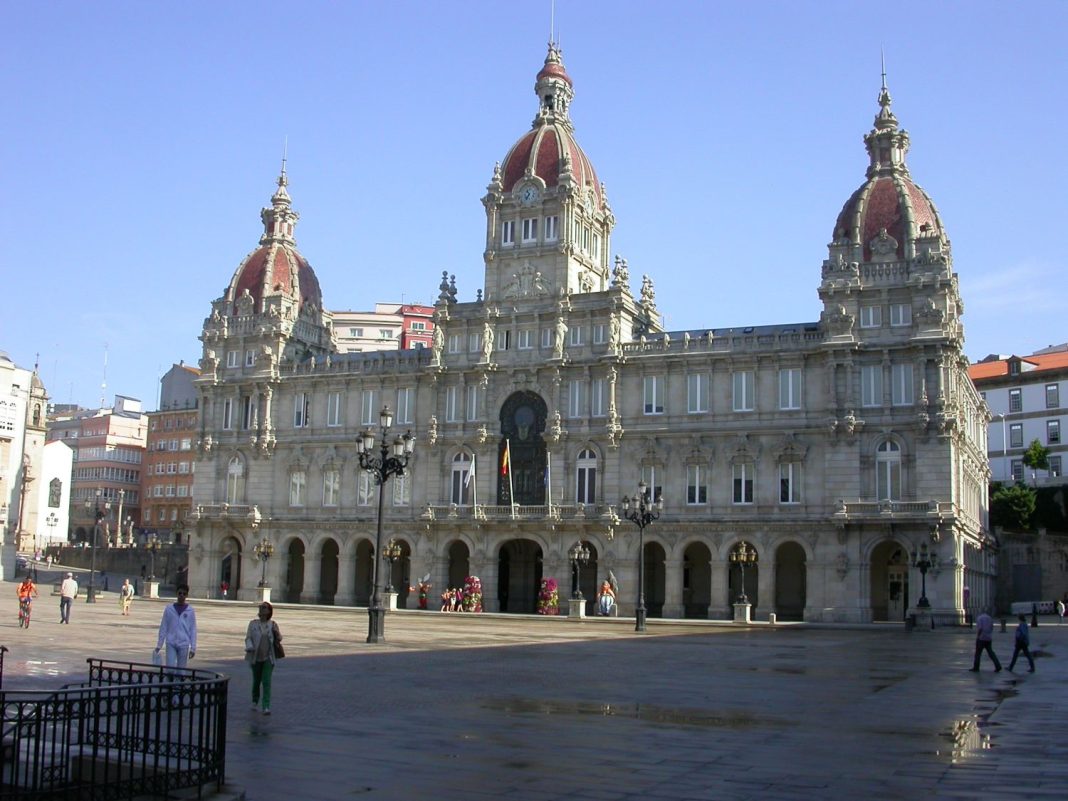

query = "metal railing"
[{"left": 1, "top": 658, "right": 228, "bottom": 800}]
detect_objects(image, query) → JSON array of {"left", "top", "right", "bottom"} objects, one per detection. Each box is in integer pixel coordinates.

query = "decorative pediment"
[
  {"left": 502, "top": 262, "right": 552, "bottom": 300},
  {"left": 727, "top": 433, "right": 759, "bottom": 464},
  {"left": 774, "top": 433, "right": 807, "bottom": 462}
]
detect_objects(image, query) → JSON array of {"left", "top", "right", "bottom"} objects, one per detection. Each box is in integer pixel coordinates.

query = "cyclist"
[{"left": 17, "top": 575, "right": 38, "bottom": 628}]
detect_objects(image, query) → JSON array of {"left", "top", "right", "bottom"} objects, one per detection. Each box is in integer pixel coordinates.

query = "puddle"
[
  {"left": 936, "top": 717, "right": 991, "bottom": 762},
  {"left": 483, "top": 697, "right": 790, "bottom": 730}
]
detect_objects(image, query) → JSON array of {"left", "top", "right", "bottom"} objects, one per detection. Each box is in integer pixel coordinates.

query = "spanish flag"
[{"left": 500, "top": 439, "right": 511, "bottom": 476}]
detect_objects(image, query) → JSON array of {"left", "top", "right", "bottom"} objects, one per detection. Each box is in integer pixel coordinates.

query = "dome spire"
[
  {"left": 863, "top": 57, "right": 910, "bottom": 178},
  {"left": 534, "top": 41, "right": 574, "bottom": 129},
  {"left": 261, "top": 145, "right": 299, "bottom": 245}
]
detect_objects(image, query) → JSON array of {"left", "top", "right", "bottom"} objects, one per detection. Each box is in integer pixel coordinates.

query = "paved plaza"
[{"left": 1, "top": 573, "right": 1066, "bottom": 800}]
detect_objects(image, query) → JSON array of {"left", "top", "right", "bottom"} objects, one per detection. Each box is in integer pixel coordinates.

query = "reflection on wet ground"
[{"left": 485, "top": 696, "right": 793, "bottom": 729}]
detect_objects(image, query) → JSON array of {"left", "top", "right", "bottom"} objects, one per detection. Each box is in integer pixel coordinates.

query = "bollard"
[
  {"left": 1000, "top": 617, "right": 1007, "bottom": 633},
  {"left": 768, "top": 612, "right": 776, "bottom": 625},
  {"left": 1032, "top": 603, "right": 1039, "bottom": 628}
]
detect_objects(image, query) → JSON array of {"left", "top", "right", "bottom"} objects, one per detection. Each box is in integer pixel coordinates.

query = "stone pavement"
[{"left": 1, "top": 578, "right": 1066, "bottom": 800}]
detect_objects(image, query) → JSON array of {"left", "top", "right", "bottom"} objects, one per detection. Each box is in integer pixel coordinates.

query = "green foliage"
[
  {"left": 1022, "top": 439, "right": 1051, "bottom": 473},
  {"left": 989, "top": 481, "right": 1037, "bottom": 531}
]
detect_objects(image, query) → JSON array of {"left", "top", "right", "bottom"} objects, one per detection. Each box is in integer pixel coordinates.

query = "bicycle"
[{"left": 18, "top": 597, "right": 32, "bottom": 628}]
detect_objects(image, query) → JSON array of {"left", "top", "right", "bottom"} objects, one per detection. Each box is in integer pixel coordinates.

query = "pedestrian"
[
  {"left": 969, "top": 608, "right": 1002, "bottom": 672},
  {"left": 1008, "top": 614, "right": 1036, "bottom": 672},
  {"left": 155, "top": 584, "right": 197, "bottom": 669},
  {"left": 245, "top": 601, "right": 282, "bottom": 715},
  {"left": 220, "top": 580, "right": 229, "bottom": 600},
  {"left": 596, "top": 579, "right": 616, "bottom": 616},
  {"left": 59, "top": 572, "right": 79, "bottom": 624},
  {"left": 102, "top": 571, "right": 109, "bottom": 592},
  {"left": 1057, "top": 598, "right": 1065, "bottom": 625},
  {"left": 119, "top": 578, "right": 135, "bottom": 616}
]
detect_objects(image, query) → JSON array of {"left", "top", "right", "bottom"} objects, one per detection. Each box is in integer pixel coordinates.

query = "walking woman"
[{"left": 245, "top": 602, "right": 283, "bottom": 715}]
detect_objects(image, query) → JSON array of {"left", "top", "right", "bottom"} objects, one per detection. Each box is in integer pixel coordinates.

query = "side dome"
[
  {"left": 499, "top": 44, "right": 604, "bottom": 210},
  {"left": 831, "top": 80, "right": 948, "bottom": 262},
  {"left": 225, "top": 169, "right": 323, "bottom": 314}
]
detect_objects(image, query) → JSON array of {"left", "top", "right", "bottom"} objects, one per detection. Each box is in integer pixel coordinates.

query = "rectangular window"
[
  {"left": 568, "top": 380, "right": 584, "bottom": 419},
  {"left": 226, "top": 351, "right": 239, "bottom": 368},
  {"left": 732, "top": 371, "right": 754, "bottom": 412},
  {"left": 180, "top": 437, "right": 191, "bottom": 450},
  {"left": 861, "top": 365, "right": 883, "bottom": 407},
  {"left": 349, "top": 327, "right": 364, "bottom": 337},
  {"left": 1009, "top": 388, "right": 1022, "bottom": 412},
  {"left": 541, "top": 328, "right": 552, "bottom": 349},
  {"left": 860, "top": 305, "right": 882, "bottom": 328},
  {"left": 518, "top": 330, "right": 533, "bottom": 350},
  {"left": 1047, "top": 384, "right": 1060, "bottom": 409},
  {"left": 178, "top": 462, "right": 190, "bottom": 474},
  {"left": 592, "top": 234, "right": 601, "bottom": 259},
  {"left": 289, "top": 471, "right": 306, "bottom": 507},
  {"left": 327, "top": 392, "right": 341, "bottom": 427},
  {"left": 732, "top": 463, "right": 754, "bottom": 504},
  {"left": 323, "top": 469, "right": 340, "bottom": 507},
  {"left": 466, "top": 385, "right": 479, "bottom": 422},
  {"left": 294, "top": 392, "right": 308, "bottom": 428},
  {"left": 1048, "top": 420, "right": 1061, "bottom": 445},
  {"left": 591, "top": 378, "right": 607, "bottom": 417},
  {"left": 358, "top": 472, "right": 374, "bottom": 506},
  {"left": 379, "top": 329, "right": 394, "bottom": 340},
  {"left": 222, "top": 399, "right": 233, "bottom": 430},
  {"left": 392, "top": 475, "right": 411, "bottom": 506},
  {"left": 639, "top": 466, "right": 663, "bottom": 505},
  {"left": 245, "top": 349, "right": 255, "bottom": 367},
  {"left": 177, "top": 485, "right": 189, "bottom": 497},
  {"left": 544, "top": 215, "right": 559, "bottom": 241},
  {"left": 891, "top": 364, "right": 914, "bottom": 406},
  {"left": 1011, "top": 459, "right": 1024, "bottom": 482},
  {"left": 687, "top": 373, "right": 709, "bottom": 413},
  {"left": 521, "top": 217, "right": 538, "bottom": 243},
  {"left": 445, "top": 386, "right": 458, "bottom": 422},
  {"left": 361, "top": 390, "right": 379, "bottom": 426},
  {"left": 1050, "top": 455, "right": 1062, "bottom": 477},
  {"left": 569, "top": 326, "right": 584, "bottom": 347},
  {"left": 779, "top": 462, "right": 801, "bottom": 504},
  {"left": 686, "top": 464, "right": 707, "bottom": 505},
  {"left": 241, "top": 396, "right": 253, "bottom": 430},
  {"left": 643, "top": 375, "right": 664, "bottom": 415},
  {"left": 890, "top": 303, "right": 911, "bottom": 327},
  {"left": 501, "top": 220, "right": 515, "bottom": 246},
  {"left": 396, "top": 388, "right": 413, "bottom": 424},
  {"left": 1009, "top": 423, "right": 1023, "bottom": 448},
  {"left": 468, "top": 332, "right": 483, "bottom": 353},
  {"left": 592, "top": 323, "right": 607, "bottom": 345},
  {"left": 779, "top": 368, "right": 802, "bottom": 410},
  {"left": 448, "top": 334, "right": 463, "bottom": 353}
]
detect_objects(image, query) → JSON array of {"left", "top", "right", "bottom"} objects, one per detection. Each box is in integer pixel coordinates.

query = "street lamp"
[
  {"left": 620, "top": 480, "right": 661, "bottom": 632},
  {"left": 568, "top": 540, "right": 590, "bottom": 600},
  {"left": 356, "top": 405, "right": 415, "bottom": 643},
  {"left": 729, "top": 541, "right": 758, "bottom": 604},
  {"left": 144, "top": 534, "right": 162, "bottom": 581},
  {"left": 382, "top": 539, "right": 403, "bottom": 593},
  {"left": 45, "top": 512, "right": 58, "bottom": 547},
  {"left": 254, "top": 537, "right": 275, "bottom": 587},
  {"left": 83, "top": 490, "right": 111, "bottom": 603},
  {"left": 911, "top": 542, "right": 938, "bottom": 609}
]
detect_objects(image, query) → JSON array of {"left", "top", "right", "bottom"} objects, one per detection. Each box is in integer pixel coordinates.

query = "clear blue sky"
[{"left": 4, "top": 1, "right": 1065, "bottom": 410}]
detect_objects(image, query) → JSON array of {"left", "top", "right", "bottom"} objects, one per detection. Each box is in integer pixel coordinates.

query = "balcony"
[{"left": 422, "top": 503, "right": 618, "bottom": 524}]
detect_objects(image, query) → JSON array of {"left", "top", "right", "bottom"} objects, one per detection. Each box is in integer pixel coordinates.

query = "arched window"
[
  {"left": 451, "top": 452, "right": 473, "bottom": 505},
  {"left": 576, "top": 448, "right": 597, "bottom": 504},
  {"left": 226, "top": 456, "right": 245, "bottom": 504},
  {"left": 876, "top": 440, "right": 901, "bottom": 500}
]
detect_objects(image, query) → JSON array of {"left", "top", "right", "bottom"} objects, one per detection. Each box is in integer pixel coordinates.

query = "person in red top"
[{"left": 17, "top": 576, "right": 38, "bottom": 628}]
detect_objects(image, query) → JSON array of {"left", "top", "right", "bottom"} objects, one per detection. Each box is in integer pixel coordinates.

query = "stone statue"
[
  {"left": 482, "top": 322, "right": 494, "bottom": 361},
  {"left": 554, "top": 318, "right": 568, "bottom": 359},
  {"left": 432, "top": 325, "right": 445, "bottom": 364}
]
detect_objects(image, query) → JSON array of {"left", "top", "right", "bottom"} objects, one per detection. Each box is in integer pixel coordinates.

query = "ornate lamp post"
[
  {"left": 568, "top": 540, "right": 590, "bottom": 600},
  {"left": 254, "top": 537, "right": 275, "bottom": 588},
  {"left": 620, "top": 480, "right": 661, "bottom": 632},
  {"left": 45, "top": 512, "right": 58, "bottom": 547},
  {"left": 83, "top": 490, "right": 110, "bottom": 603},
  {"left": 356, "top": 406, "right": 415, "bottom": 643},
  {"left": 145, "top": 534, "right": 162, "bottom": 581},
  {"left": 911, "top": 542, "right": 937, "bottom": 609},
  {"left": 382, "top": 539, "right": 403, "bottom": 593},
  {"left": 729, "top": 541, "right": 758, "bottom": 604}
]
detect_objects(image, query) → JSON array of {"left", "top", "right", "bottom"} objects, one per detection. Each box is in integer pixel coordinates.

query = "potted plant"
[
  {"left": 537, "top": 577, "right": 560, "bottom": 615},
  {"left": 461, "top": 576, "right": 483, "bottom": 612}
]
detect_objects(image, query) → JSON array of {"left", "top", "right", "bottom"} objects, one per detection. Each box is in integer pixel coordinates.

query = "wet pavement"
[{"left": 2, "top": 577, "right": 1067, "bottom": 800}]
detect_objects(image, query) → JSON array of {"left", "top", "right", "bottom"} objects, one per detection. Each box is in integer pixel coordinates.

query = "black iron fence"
[{"left": 0, "top": 658, "right": 228, "bottom": 800}]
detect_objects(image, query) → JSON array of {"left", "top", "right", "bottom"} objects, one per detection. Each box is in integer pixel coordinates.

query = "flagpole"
[
  {"left": 546, "top": 451, "right": 552, "bottom": 514},
  {"left": 472, "top": 454, "right": 477, "bottom": 511},
  {"left": 507, "top": 439, "right": 515, "bottom": 519}
]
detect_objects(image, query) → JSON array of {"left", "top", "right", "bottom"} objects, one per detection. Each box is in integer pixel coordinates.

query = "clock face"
[{"left": 519, "top": 185, "right": 540, "bottom": 205}]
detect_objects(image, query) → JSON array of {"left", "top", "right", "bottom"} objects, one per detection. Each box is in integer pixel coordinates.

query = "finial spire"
[
  {"left": 279, "top": 137, "right": 289, "bottom": 189},
  {"left": 880, "top": 48, "right": 887, "bottom": 91}
]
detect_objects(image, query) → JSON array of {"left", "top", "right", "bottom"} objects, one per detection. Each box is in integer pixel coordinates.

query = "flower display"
[
  {"left": 462, "top": 575, "right": 483, "bottom": 612},
  {"left": 537, "top": 577, "right": 560, "bottom": 615}
]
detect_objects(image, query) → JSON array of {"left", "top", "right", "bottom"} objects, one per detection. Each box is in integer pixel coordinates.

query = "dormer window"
[{"left": 1008, "top": 359, "right": 1021, "bottom": 376}]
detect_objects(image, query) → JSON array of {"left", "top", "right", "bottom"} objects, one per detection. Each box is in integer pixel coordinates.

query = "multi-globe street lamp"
[
  {"left": 730, "top": 541, "right": 758, "bottom": 604},
  {"left": 568, "top": 540, "right": 590, "bottom": 600},
  {"left": 911, "top": 542, "right": 938, "bottom": 609},
  {"left": 144, "top": 534, "right": 162, "bottom": 581},
  {"left": 45, "top": 512, "right": 58, "bottom": 549},
  {"left": 254, "top": 537, "right": 275, "bottom": 588},
  {"left": 382, "top": 539, "right": 403, "bottom": 593},
  {"left": 356, "top": 406, "right": 415, "bottom": 644},
  {"left": 620, "top": 480, "right": 661, "bottom": 632},
  {"left": 83, "top": 490, "right": 111, "bottom": 603}
]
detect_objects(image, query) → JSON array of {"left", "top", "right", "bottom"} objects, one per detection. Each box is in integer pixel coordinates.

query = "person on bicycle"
[{"left": 17, "top": 576, "right": 38, "bottom": 627}]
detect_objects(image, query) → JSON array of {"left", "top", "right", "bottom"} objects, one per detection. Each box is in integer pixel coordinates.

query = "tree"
[
  {"left": 989, "top": 481, "right": 1036, "bottom": 531},
  {"left": 1022, "top": 439, "right": 1051, "bottom": 486}
]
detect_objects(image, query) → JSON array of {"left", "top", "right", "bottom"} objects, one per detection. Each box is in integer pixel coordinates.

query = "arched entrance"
[
  {"left": 871, "top": 540, "right": 909, "bottom": 621},
  {"left": 388, "top": 539, "right": 412, "bottom": 609},
  {"left": 575, "top": 541, "right": 599, "bottom": 616},
  {"left": 319, "top": 539, "right": 340, "bottom": 605},
  {"left": 284, "top": 540, "right": 304, "bottom": 603},
  {"left": 498, "top": 391, "right": 548, "bottom": 506},
  {"left": 683, "top": 542, "right": 712, "bottom": 618},
  {"left": 220, "top": 537, "right": 242, "bottom": 599},
  {"left": 727, "top": 541, "right": 759, "bottom": 609},
  {"left": 354, "top": 539, "right": 374, "bottom": 606},
  {"left": 774, "top": 542, "right": 806, "bottom": 621},
  {"left": 448, "top": 540, "right": 470, "bottom": 590},
  {"left": 644, "top": 542, "right": 666, "bottom": 617},
  {"left": 498, "top": 538, "right": 543, "bottom": 613}
]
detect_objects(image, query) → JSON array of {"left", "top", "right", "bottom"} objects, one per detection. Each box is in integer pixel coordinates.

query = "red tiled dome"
[
  {"left": 833, "top": 175, "right": 943, "bottom": 261},
  {"left": 230, "top": 243, "right": 322, "bottom": 314},
  {"left": 500, "top": 125, "right": 602, "bottom": 207}
]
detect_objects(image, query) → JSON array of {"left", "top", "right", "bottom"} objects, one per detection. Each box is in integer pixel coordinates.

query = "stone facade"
[{"left": 187, "top": 47, "right": 992, "bottom": 623}]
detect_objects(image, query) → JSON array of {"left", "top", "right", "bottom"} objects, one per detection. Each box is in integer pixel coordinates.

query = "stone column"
[
  {"left": 757, "top": 561, "right": 775, "bottom": 622},
  {"left": 335, "top": 550, "right": 356, "bottom": 607},
  {"left": 300, "top": 554, "right": 322, "bottom": 604},
  {"left": 662, "top": 558, "right": 685, "bottom": 618},
  {"left": 709, "top": 560, "right": 730, "bottom": 619}
]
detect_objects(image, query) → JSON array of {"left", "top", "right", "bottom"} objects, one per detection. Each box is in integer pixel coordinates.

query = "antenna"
[
  {"left": 880, "top": 48, "right": 887, "bottom": 90},
  {"left": 282, "top": 136, "right": 288, "bottom": 174},
  {"left": 101, "top": 343, "right": 108, "bottom": 408},
  {"left": 550, "top": 0, "right": 555, "bottom": 45}
]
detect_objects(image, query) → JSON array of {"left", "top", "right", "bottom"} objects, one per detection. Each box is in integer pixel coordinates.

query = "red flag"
[{"left": 500, "top": 440, "right": 511, "bottom": 476}]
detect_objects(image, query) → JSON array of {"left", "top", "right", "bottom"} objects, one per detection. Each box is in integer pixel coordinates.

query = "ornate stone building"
[{"left": 188, "top": 47, "right": 993, "bottom": 623}]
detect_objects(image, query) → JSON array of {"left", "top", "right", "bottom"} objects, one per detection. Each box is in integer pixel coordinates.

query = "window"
[
  {"left": 732, "top": 463, "right": 754, "bottom": 504},
  {"left": 448, "top": 334, "right": 463, "bottom": 353},
  {"left": 1048, "top": 420, "right": 1061, "bottom": 445},
  {"left": 245, "top": 350, "right": 255, "bottom": 367},
  {"left": 466, "top": 385, "right": 479, "bottom": 421},
  {"left": 294, "top": 392, "right": 308, "bottom": 428},
  {"left": 1047, "top": 384, "right": 1060, "bottom": 409},
  {"left": 639, "top": 466, "right": 663, "bottom": 505},
  {"left": 392, "top": 475, "right": 410, "bottom": 506},
  {"left": 323, "top": 469, "right": 340, "bottom": 507},
  {"left": 860, "top": 305, "right": 882, "bottom": 328},
  {"left": 569, "top": 326, "right": 584, "bottom": 347},
  {"left": 593, "top": 323, "right": 607, "bottom": 345},
  {"left": 226, "top": 457, "right": 244, "bottom": 504},
  {"left": 327, "top": 392, "right": 342, "bottom": 427},
  {"left": 1009, "top": 423, "right": 1023, "bottom": 448},
  {"left": 518, "top": 330, "right": 533, "bottom": 350},
  {"left": 732, "top": 371, "right": 754, "bottom": 412},
  {"left": 521, "top": 217, "right": 538, "bottom": 243},
  {"left": 1009, "top": 388, "right": 1022, "bottom": 412},
  {"left": 396, "top": 388, "right": 413, "bottom": 424},
  {"left": 445, "top": 386, "right": 458, "bottom": 422},
  {"left": 1011, "top": 459, "right": 1024, "bottom": 483},
  {"left": 379, "top": 329, "right": 394, "bottom": 340},
  {"left": 349, "top": 327, "right": 364, "bottom": 337},
  {"left": 1049, "top": 455, "right": 1062, "bottom": 477},
  {"left": 591, "top": 378, "right": 607, "bottom": 417},
  {"left": 468, "top": 332, "right": 483, "bottom": 353},
  {"left": 177, "top": 485, "right": 189, "bottom": 497},
  {"left": 592, "top": 234, "right": 601, "bottom": 259},
  {"left": 226, "top": 351, "right": 239, "bottom": 368},
  {"left": 545, "top": 215, "right": 558, "bottom": 241},
  {"left": 568, "top": 381, "right": 584, "bottom": 418},
  {"left": 687, "top": 373, "right": 709, "bottom": 414},
  {"left": 241, "top": 396, "right": 254, "bottom": 430},
  {"left": 357, "top": 471, "right": 374, "bottom": 506},
  {"left": 222, "top": 399, "right": 233, "bottom": 430},
  {"left": 890, "top": 303, "right": 911, "bottom": 327},
  {"left": 779, "top": 462, "right": 801, "bottom": 504},
  {"left": 361, "top": 390, "right": 379, "bottom": 426},
  {"left": 687, "top": 464, "right": 707, "bottom": 505},
  {"left": 289, "top": 470, "right": 306, "bottom": 507},
  {"left": 501, "top": 220, "right": 515, "bottom": 246},
  {"left": 891, "top": 364, "right": 913, "bottom": 406},
  {"left": 576, "top": 448, "right": 597, "bottom": 504},
  {"left": 178, "top": 462, "right": 190, "bottom": 474},
  {"left": 411, "top": 321, "right": 426, "bottom": 331},
  {"left": 779, "top": 368, "right": 801, "bottom": 410},
  {"left": 876, "top": 441, "right": 901, "bottom": 501},
  {"left": 541, "top": 328, "right": 552, "bottom": 349},
  {"left": 643, "top": 376, "right": 664, "bottom": 415},
  {"left": 451, "top": 452, "right": 473, "bottom": 505},
  {"left": 861, "top": 365, "right": 883, "bottom": 407},
  {"left": 180, "top": 438, "right": 191, "bottom": 450}
]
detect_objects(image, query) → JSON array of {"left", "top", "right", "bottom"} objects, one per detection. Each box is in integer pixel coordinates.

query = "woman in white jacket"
[
  {"left": 155, "top": 584, "right": 197, "bottom": 669},
  {"left": 245, "top": 602, "right": 281, "bottom": 714}
]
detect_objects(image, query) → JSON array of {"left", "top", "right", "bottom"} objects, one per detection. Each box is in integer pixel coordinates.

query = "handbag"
[{"left": 272, "top": 622, "right": 285, "bottom": 659}]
